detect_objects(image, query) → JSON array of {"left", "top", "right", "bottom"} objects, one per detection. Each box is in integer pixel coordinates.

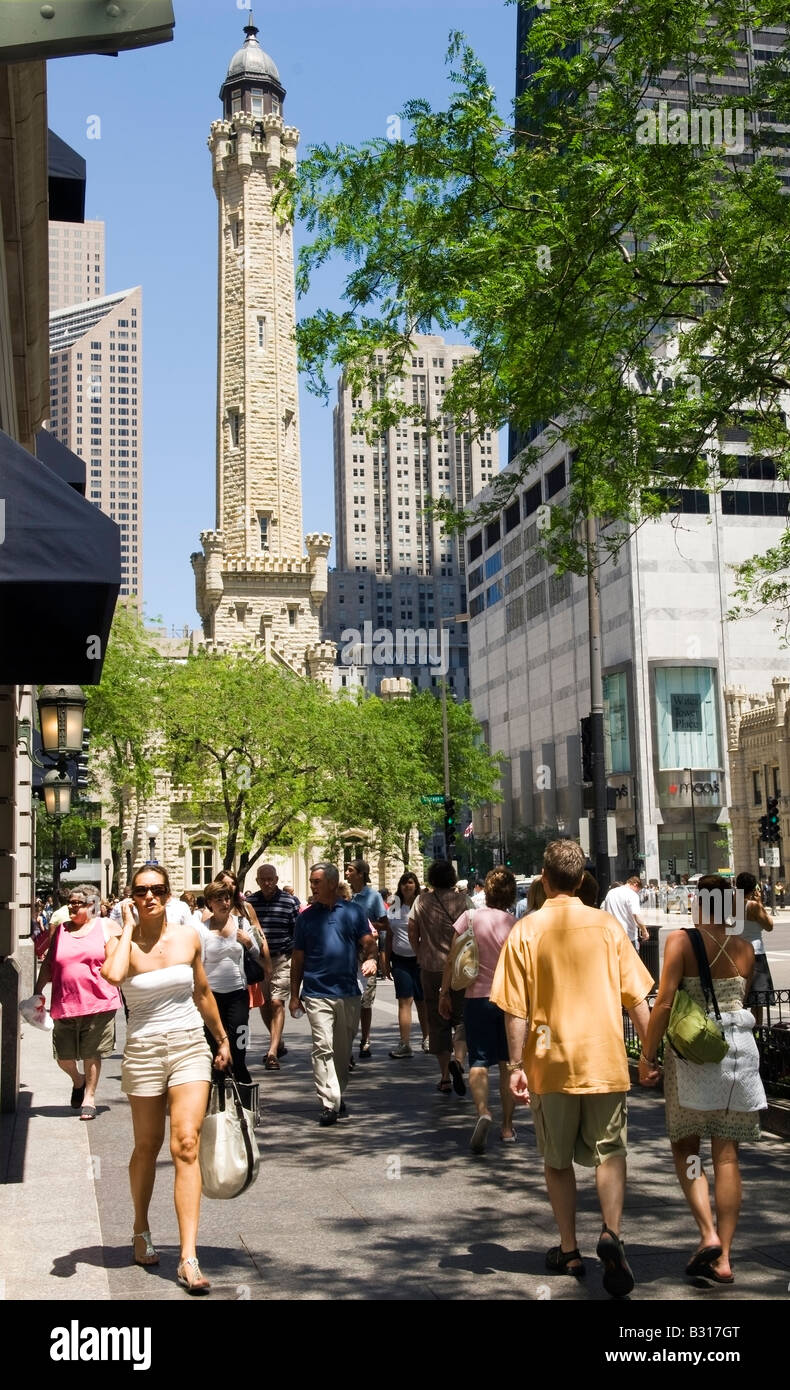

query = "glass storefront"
[
  {"left": 654, "top": 666, "right": 720, "bottom": 770},
  {"left": 603, "top": 670, "right": 630, "bottom": 773}
]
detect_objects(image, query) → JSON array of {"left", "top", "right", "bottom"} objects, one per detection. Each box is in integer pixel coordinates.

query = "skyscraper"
[
  {"left": 325, "top": 334, "right": 500, "bottom": 699},
  {"left": 48, "top": 218, "right": 105, "bottom": 311},
  {"left": 48, "top": 287, "right": 142, "bottom": 600},
  {"left": 191, "top": 18, "right": 334, "bottom": 680}
]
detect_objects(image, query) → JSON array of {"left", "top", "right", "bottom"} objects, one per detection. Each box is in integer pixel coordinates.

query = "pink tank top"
[{"left": 50, "top": 919, "right": 121, "bottom": 1020}]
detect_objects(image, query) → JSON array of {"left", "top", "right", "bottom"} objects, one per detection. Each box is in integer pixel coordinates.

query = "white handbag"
[
  {"left": 199, "top": 1075, "right": 260, "bottom": 1199},
  {"left": 675, "top": 1009, "right": 767, "bottom": 1113},
  {"left": 450, "top": 909, "right": 479, "bottom": 991}
]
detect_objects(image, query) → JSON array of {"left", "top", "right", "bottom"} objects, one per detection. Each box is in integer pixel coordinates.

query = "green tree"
[
  {"left": 84, "top": 604, "right": 167, "bottom": 890},
  {"left": 35, "top": 802, "right": 102, "bottom": 888},
  {"left": 285, "top": 0, "right": 790, "bottom": 609}
]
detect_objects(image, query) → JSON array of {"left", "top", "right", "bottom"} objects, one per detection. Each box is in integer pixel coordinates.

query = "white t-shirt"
[{"left": 602, "top": 884, "right": 641, "bottom": 946}]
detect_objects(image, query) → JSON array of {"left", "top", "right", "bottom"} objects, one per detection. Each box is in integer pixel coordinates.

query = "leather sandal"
[
  {"left": 596, "top": 1225, "right": 635, "bottom": 1298},
  {"left": 177, "top": 1257, "right": 210, "bottom": 1295},
  {"left": 545, "top": 1245, "right": 586, "bottom": 1278},
  {"left": 132, "top": 1231, "right": 159, "bottom": 1267}
]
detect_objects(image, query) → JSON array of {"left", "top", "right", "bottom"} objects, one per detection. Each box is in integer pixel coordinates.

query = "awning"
[
  {"left": 48, "top": 130, "right": 85, "bottom": 222},
  {"left": 0, "top": 427, "right": 120, "bottom": 683},
  {"left": 35, "top": 428, "right": 85, "bottom": 494}
]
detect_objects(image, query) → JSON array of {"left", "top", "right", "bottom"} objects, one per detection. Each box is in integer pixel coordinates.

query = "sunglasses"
[
  {"left": 131, "top": 885, "right": 168, "bottom": 899},
  {"left": 67, "top": 901, "right": 87, "bottom": 910}
]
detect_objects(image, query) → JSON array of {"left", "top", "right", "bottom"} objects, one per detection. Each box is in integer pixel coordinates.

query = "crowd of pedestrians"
[{"left": 29, "top": 845, "right": 772, "bottom": 1299}]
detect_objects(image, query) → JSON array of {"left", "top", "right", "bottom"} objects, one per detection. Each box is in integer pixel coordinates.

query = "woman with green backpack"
[{"left": 639, "top": 875, "right": 761, "bottom": 1287}]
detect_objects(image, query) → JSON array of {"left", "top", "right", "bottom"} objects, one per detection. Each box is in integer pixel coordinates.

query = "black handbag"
[{"left": 243, "top": 944, "right": 265, "bottom": 985}]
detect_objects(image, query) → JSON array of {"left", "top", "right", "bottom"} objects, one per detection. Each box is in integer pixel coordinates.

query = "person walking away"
[
  {"left": 440, "top": 867, "right": 518, "bottom": 1150},
  {"left": 246, "top": 863, "right": 297, "bottom": 1069},
  {"left": 639, "top": 875, "right": 762, "bottom": 1286},
  {"left": 345, "top": 859, "right": 388, "bottom": 1059},
  {"left": 602, "top": 874, "right": 649, "bottom": 952},
  {"left": 289, "top": 863, "right": 378, "bottom": 1126},
  {"left": 34, "top": 884, "right": 121, "bottom": 1120},
  {"left": 409, "top": 860, "right": 471, "bottom": 1095},
  {"left": 384, "top": 872, "right": 429, "bottom": 1057},
  {"left": 491, "top": 841, "right": 653, "bottom": 1296}
]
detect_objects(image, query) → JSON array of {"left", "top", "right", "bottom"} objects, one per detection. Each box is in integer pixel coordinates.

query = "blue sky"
[{"left": 47, "top": 0, "right": 516, "bottom": 631}]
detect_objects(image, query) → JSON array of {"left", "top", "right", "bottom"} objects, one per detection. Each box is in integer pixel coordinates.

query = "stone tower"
[{"left": 192, "top": 17, "right": 334, "bottom": 680}]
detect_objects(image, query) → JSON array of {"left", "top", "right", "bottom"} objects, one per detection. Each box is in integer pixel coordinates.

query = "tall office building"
[
  {"left": 325, "top": 334, "right": 499, "bottom": 699},
  {"left": 48, "top": 288, "right": 142, "bottom": 599},
  {"left": 48, "top": 218, "right": 105, "bottom": 311},
  {"left": 191, "top": 19, "right": 334, "bottom": 679}
]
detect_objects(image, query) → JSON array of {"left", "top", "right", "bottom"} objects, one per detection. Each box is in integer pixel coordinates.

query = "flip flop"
[
  {"left": 448, "top": 1059, "right": 466, "bottom": 1096},
  {"left": 470, "top": 1114, "right": 491, "bottom": 1153},
  {"left": 70, "top": 1082, "right": 86, "bottom": 1109},
  {"left": 686, "top": 1245, "right": 723, "bottom": 1277},
  {"left": 693, "top": 1263, "right": 735, "bottom": 1285},
  {"left": 596, "top": 1225, "right": 635, "bottom": 1298},
  {"left": 79, "top": 1105, "right": 97, "bottom": 1121},
  {"left": 500, "top": 1128, "right": 518, "bottom": 1144}
]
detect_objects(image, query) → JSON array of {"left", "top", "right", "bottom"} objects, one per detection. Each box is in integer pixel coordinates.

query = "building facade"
[
  {"left": 48, "top": 287, "right": 142, "bottom": 600},
  {"left": 48, "top": 217, "right": 105, "bottom": 311},
  {"left": 467, "top": 421, "right": 790, "bottom": 884},
  {"left": 191, "top": 20, "right": 334, "bottom": 682},
  {"left": 325, "top": 334, "right": 499, "bottom": 699},
  {"left": 726, "top": 680, "right": 789, "bottom": 880}
]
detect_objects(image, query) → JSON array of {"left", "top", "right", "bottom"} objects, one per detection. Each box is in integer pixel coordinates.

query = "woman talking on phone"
[{"left": 102, "top": 864, "right": 231, "bottom": 1295}]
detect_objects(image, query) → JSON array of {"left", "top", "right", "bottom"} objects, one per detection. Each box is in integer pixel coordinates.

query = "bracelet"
[
  {"left": 639, "top": 1052, "right": 656, "bottom": 1066},
  {"left": 217, "top": 1035, "right": 229, "bottom": 1045},
  {"left": 506, "top": 1061, "right": 524, "bottom": 1073},
  {"left": 439, "top": 988, "right": 450, "bottom": 997}
]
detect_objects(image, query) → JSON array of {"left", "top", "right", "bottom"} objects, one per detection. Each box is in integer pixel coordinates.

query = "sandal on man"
[
  {"left": 596, "top": 1225, "right": 634, "bottom": 1298},
  {"left": 79, "top": 1105, "right": 97, "bottom": 1121},
  {"left": 70, "top": 1082, "right": 86, "bottom": 1109},
  {"left": 264, "top": 1055, "right": 280, "bottom": 1070},
  {"left": 448, "top": 1059, "right": 466, "bottom": 1096},
  {"left": 685, "top": 1245, "right": 723, "bottom": 1277},
  {"left": 132, "top": 1231, "right": 159, "bottom": 1267},
  {"left": 177, "top": 1257, "right": 210, "bottom": 1295},
  {"left": 545, "top": 1246, "right": 586, "bottom": 1278}
]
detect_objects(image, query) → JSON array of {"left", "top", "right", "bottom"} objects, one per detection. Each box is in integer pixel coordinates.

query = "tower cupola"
[{"left": 220, "top": 16, "right": 286, "bottom": 120}]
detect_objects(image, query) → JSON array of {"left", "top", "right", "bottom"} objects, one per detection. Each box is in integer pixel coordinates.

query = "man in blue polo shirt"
[{"left": 290, "top": 862, "right": 378, "bottom": 1126}]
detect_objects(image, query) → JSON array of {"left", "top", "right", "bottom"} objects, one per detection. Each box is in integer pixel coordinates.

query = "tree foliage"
[{"left": 285, "top": 0, "right": 790, "bottom": 610}]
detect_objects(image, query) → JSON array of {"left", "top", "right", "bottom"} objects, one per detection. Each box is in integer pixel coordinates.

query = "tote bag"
[
  {"left": 451, "top": 910, "right": 479, "bottom": 991},
  {"left": 199, "top": 1074, "right": 260, "bottom": 1199}
]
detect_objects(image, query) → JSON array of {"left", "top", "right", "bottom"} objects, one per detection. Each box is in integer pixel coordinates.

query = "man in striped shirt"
[{"left": 247, "top": 864, "right": 300, "bottom": 1070}]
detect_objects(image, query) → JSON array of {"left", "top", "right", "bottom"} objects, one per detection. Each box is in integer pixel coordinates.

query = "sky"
[{"left": 47, "top": 0, "right": 516, "bottom": 632}]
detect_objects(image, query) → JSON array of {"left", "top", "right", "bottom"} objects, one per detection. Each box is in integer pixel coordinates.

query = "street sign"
[
  {"left": 420, "top": 795, "right": 445, "bottom": 804},
  {"left": 766, "top": 847, "right": 780, "bottom": 868}
]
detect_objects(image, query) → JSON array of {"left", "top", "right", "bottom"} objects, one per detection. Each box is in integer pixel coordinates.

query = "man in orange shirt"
[{"left": 490, "top": 840, "right": 653, "bottom": 1297}]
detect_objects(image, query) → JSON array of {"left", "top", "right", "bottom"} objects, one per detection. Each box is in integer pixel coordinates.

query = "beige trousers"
[{"left": 303, "top": 995, "right": 362, "bottom": 1111}]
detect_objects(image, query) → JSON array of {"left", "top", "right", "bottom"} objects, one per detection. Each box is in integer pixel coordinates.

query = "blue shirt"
[
  {"left": 352, "top": 885, "right": 387, "bottom": 926},
  {"left": 293, "top": 900, "right": 371, "bottom": 998}
]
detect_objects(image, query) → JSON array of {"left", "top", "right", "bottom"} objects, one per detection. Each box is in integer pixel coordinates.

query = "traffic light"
[
  {"left": 767, "top": 797, "right": 780, "bottom": 843},
  {"left": 667, "top": 856, "right": 676, "bottom": 876},
  {"left": 759, "top": 814, "right": 769, "bottom": 841},
  {"left": 580, "top": 716, "right": 593, "bottom": 782},
  {"left": 687, "top": 849, "right": 695, "bottom": 869},
  {"left": 445, "top": 800, "right": 456, "bottom": 850}
]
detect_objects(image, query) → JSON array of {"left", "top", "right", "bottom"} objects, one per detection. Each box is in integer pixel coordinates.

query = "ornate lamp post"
[{"left": 146, "top": 823, "right": 160, "bottom": 865}]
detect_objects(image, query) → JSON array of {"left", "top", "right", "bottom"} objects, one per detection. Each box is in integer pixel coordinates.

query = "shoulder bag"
[
  {"left": 666, "top": 928, "right": 729, "bottom": 1065},
  {"left": 239, "top": 920, "right": 266, "bottom": 985},
  {"left": 451, "top": 909, "right": 480, "bottom": 992},
  {"left": 199, "top": 1072, "right": 260, "bottom": 1199}
]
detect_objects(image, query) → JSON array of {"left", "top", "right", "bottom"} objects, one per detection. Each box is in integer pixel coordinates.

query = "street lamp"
[
  {"left": 146, "top": 823, "right": 160, "bottom": 864},
  {"left": 122, "top": 837, "right": 133, "bottom": 883},
  {"left": 37, "top": 685, "right": 87, "bottom": 758},
  {"left": 42, "top": 767, "right": 72, "bottom": 817},
  {"left": 104, "top": 857, "right": 112, "bottom": 896}
]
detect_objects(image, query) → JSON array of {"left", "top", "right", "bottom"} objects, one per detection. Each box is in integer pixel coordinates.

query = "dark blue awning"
[
  {"left": 35, "top": 428, "right": 85, "bottom": 495},
  {"left": 0, "top": 427, "right": 120, "bottom": 683}
]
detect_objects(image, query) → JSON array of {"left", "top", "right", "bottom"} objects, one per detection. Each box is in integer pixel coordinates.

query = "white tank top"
[{"left": 124, "top": 963, "right": 203, "bottom": 1038}]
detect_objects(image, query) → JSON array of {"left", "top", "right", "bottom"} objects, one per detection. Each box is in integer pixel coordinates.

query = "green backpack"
[{"left": 666, "top": 929, "right": 729, "bottom": 1066}]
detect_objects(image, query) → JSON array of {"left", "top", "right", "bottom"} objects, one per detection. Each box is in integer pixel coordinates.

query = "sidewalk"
[{"left": 1, "top": 984, "right": 788, "bottom": 1302}]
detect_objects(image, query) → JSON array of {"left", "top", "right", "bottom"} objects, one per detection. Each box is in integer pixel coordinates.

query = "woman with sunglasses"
[
  {"left": 197, "top": 879, "right": 260, "bottom": 1084},
  {"left": 102, "top": 864, "right": 231, "bottom": 1295},
  {"left": 34, "top": 884, "right": 121, "bottom": 1120}
]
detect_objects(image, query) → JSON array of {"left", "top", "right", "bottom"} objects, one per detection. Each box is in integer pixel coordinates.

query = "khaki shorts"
[
  {"left": 265, "top": 953, "right": 292, "bottom": 1003},
  {"left": 121, "top": 1027, "right": 212, "bottom": 1097},
  {"left": 52, "top": 1011, "right": 116, "bottom": 1061},
  {"left": 531, "top": 1091, "right": 628, "bottom": 1169}
]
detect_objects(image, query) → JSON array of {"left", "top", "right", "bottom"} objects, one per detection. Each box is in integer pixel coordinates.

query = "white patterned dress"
[{"left": 663, "top": 974, "right": 761, "bottom": 1143}]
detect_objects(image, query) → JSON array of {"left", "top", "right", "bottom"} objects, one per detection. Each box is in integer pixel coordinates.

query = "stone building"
[
  {"left": 725, "top": 679, "right": 789, "bottom": 877},
  {"left": 191, "top": 19, "right": 334, "bottom": 683}
]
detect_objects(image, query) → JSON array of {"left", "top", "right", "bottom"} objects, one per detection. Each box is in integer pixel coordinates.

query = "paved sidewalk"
[{"left": 1, "top": 984, "right": 788, "bottom": 1302}]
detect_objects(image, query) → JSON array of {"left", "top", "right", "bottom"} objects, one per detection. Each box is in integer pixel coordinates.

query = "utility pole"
[{"left": 587, "top": 516, "right": 611, "bottom": 899}]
